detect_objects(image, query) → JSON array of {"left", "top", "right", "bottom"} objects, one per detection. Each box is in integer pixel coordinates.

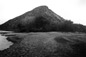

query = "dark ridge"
[
  {"left": 0, "top": 5, "right": 86, "bottom": 33},
  {"left": 0, "top": 5, "right": 65, "bottom": 32}
]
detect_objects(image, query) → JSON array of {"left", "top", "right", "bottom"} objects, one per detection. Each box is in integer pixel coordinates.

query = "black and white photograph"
[{"left": 0, "top": 0, "right": 86, "bottom": 57}]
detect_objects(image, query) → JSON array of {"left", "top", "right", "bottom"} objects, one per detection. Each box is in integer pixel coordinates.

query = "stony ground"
[{"left": 0, "top": 32, "right": 86, "bottom": 57}]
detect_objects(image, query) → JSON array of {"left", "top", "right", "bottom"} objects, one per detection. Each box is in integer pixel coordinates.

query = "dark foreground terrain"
[{"left": 0, "top": 32, "right": 86, "bottom": 57}]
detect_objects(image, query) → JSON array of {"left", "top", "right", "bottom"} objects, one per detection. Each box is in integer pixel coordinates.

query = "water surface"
[{"left": 0, "top": 34, "right": 13, "bottom": 50}]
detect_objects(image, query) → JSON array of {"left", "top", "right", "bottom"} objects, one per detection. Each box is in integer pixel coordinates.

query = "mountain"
[{"left": 0, "top": 6, "right": 65, "bottom": 32}]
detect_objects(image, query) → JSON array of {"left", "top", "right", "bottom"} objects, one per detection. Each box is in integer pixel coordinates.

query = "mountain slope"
[{"left": 0, "top": 6, "right": 65, "bottom": 32}]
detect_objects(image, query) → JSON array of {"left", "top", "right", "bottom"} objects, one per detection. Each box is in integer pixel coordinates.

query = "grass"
[{"left": 0, "top": 32, "right": 86, "bottom": 57}]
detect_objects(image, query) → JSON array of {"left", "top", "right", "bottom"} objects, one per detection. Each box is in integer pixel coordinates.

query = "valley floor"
[{"left": 0, "top": 31, "right": 86, "bottom": 57}]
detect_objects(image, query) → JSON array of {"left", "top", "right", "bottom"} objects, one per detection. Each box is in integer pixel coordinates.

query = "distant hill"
[
  {"left": 0, "top": 6, "right": 65, "bottom": 32},
  {"left": 0, "top": 5, "right": 86, "bottom": 33}
]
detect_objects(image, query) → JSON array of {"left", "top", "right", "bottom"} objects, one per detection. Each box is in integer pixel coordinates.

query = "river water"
[{"left": 0, "top": 34, "right": 13, "bottom": 50}]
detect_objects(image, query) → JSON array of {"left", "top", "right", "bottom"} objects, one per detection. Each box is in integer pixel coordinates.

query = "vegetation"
[
  {"left": 57, "top": 20, "right": 86, "bottom": 33},
  {"left": 0, "top": 32, "right": 86, "bottom": 57},
  {"left": 0, "top": 16, "right": 86, "bottom": 33},
  {"left": 0, "top": 6, "right": 86, "bottom": 57},
  {"left": 0, "top": 6, "right": 86, "bottom": 33},
  {"left": 16, "top": 17, "right": 86, "bottom": 33}
]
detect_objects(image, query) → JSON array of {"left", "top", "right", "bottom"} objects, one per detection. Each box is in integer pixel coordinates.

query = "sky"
[{"left": 0, "top": 0, "right": 86, "bottom": 25}]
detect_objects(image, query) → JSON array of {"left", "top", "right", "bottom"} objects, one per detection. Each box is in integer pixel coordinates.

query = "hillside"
[
  {"left": 0, "top": 6, "right": 86, "bottom": 33},
  {"left": 0, "top": 32, "right": 86, "bottom": 57},
  {"left": 0, "top": 6, "right": 65, "bottom": 32}
]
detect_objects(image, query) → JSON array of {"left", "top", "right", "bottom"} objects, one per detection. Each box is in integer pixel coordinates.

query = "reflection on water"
[{"left": 0, "top": 34, "right": 13, "bottom": 50}]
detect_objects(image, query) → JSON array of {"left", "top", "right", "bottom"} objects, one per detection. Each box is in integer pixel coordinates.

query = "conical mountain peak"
[
  {"left": 0, "top": 5, "right": 65, "bottom": 32},
  {"left": 29, "top": 5, "right": 50, "bottom": 15},
  {"left": 33, "top": 5, "right": 49, "bottom": 10}
]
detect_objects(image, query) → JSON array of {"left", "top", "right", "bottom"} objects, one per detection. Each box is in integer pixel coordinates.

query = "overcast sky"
[{"left": 0, "top": 0, "right": 86, "bottom": 25}]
